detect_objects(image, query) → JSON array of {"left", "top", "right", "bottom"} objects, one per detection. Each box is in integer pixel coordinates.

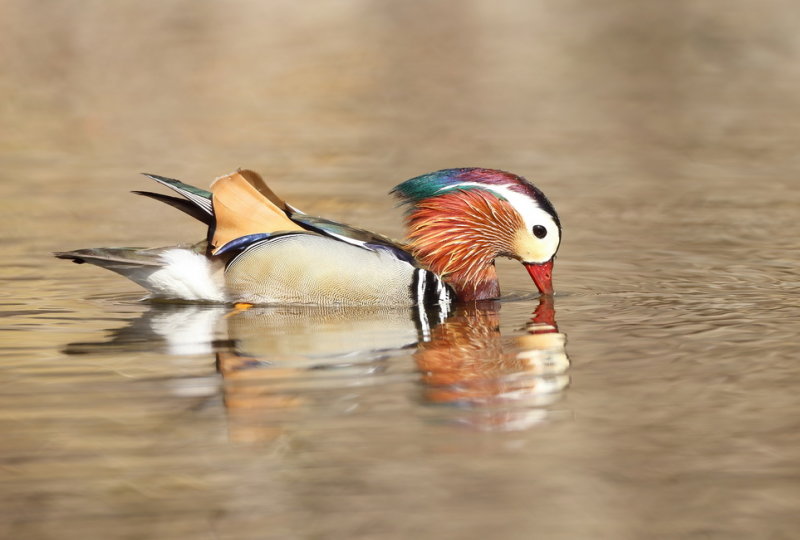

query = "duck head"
[{"left": 393, "top": 168, "right": 561, "bottom": 301}]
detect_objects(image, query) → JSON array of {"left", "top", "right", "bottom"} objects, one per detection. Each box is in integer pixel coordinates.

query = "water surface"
[{"left": 2, "top": 1, "right": 799, "bottom": 539}]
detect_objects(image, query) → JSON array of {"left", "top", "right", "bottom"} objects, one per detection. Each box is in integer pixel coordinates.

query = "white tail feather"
[{"left": 146, "top": 249, "right": 225, "bottom": 301}]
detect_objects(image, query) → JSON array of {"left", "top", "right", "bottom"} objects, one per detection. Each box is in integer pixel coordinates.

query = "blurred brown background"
[
  {"left": 4, "top": 1, "right": 799, "bottom": 185},
  {"left": 3, "top": 1, "right": 799, "bottom": 276}
]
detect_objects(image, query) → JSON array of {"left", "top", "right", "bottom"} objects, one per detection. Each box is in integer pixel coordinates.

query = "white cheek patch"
[
  {"left": 437, "top": 182, "right": 561, "bottom": 263},
  {"left": 513, "top": 217, "right": 560, "bottom": 263}
]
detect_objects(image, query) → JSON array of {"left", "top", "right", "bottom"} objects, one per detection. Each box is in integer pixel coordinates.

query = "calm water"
[{"left": 2, "top": 2, "right": 800, "bottom": 539}]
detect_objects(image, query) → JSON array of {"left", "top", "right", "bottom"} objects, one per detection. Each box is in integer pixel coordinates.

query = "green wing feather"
[
  {"left": 141, "top": 173, "right": 213, "bottom": 215},
  {"left": 288, "top": 214, "right": 414, "bottom": 262}
]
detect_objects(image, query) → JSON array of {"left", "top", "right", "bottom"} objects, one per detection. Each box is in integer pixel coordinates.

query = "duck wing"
[
  {"left": 136, "top": 169, "right": 411, "bottom": 260},
  {"left": 207, "top": 170, "right": 415, "bottom": 263},
  {"left": 287, "top": 213, "right": 415, "bottom": 263},
  {"left": 135, "top": 170, "right": 304, "bottom": 252}
]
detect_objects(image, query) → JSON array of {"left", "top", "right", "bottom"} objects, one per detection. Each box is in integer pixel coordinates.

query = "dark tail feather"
[
  {"left": 54, "top": 247, "right": 165, "bottom": 291},
  {"left": 54, "top": 247, "right": 163, "bottom": 268},
  {"left": 133, "top": 191, "right": 213, "bottom": 226},
  {"left": 141, "top": 173, "right": 214, "bottom": 216}
]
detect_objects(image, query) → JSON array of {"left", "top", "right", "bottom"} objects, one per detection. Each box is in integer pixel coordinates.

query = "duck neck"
[
  {"left": 445, "top": 263, "right": 501, "bottom": 301},
  {"left": 404, "top": 190, "right": 519, "bottom": 302}
]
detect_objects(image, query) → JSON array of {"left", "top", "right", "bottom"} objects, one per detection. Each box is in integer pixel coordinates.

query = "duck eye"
[{"left": 532, "top": 225, "right": 547, "bottom": 239}]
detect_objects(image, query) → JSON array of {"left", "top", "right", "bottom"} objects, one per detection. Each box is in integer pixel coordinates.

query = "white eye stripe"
[
  {"left": 436, "top": 182, "right": 559, "bottom": 238},
  {"left": 437, "top": 181, "right": 561, "bottom": 263}
]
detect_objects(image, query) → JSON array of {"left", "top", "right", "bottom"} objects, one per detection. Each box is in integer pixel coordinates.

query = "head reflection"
[{"left": 414, "top": 297, "right": 569, "bottom": 430}]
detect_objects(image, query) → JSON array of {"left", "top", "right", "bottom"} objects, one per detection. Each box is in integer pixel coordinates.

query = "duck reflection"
[
  {"left": 64, "top": 297, "right": 569, "bottom": 437},
  {"left": 215, "top": 297, "right": 569, "bottom": 436}
]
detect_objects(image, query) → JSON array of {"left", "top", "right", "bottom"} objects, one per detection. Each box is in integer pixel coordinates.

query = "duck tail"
[{"left": 54, "top": 245, "right": 224, "bottom": 301}]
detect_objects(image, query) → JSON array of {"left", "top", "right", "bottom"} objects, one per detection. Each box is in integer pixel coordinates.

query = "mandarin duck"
[{"left": 56, "top": 168, "right": 561, "bottom": 305}]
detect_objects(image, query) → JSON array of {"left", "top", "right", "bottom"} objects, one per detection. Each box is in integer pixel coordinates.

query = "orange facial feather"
[{"left": 405, "top": 190, "right": 523, "bottom": 299}]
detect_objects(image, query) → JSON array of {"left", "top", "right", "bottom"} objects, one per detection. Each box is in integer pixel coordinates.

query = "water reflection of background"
[{"left": 3, "top": 1, "right": 800, "bottom": 539}]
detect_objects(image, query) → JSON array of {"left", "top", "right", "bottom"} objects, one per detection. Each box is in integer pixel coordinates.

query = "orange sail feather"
[{"left": 209, "top": 170, "right": 303, "bottom": 253}]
